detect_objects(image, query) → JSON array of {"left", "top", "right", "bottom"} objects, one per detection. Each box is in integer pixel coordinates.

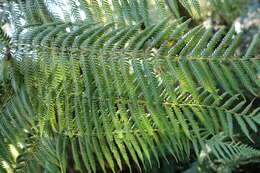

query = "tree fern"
[
  {"left": 0, "top": 0, "right": 259, "bottom": 172},
  {"left": 1, "top": 47, "right": 259, "bottom": 172}
]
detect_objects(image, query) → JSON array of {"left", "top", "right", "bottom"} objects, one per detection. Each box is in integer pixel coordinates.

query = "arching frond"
[
  {"left": 0, "top": 1, "right": 259, "bottom": 173},
  {"left": 15, "top": 19, "right": 259, "bottom": 98},
  {"left": 0, "top": 45, "right": 259, "bottom": 172},
  {"left": 198, "top": 134, "right": 260, "bottom": 162}
]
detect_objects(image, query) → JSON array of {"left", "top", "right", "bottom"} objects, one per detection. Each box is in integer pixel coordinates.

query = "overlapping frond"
[
  {"left": 0, "top": 45, "right": 259, "bottom": 172},
  {"left": 9, "top": 0, "right": 202, "bottom": 27},
  {"left": 17, "top": 19, "right": 259, "bottom": 58},
  {"left": 0, "top": 1, "right": 259, "bottom": 172}
]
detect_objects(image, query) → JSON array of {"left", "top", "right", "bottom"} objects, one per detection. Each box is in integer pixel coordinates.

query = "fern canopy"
[{"left": 0, "top": 0, "right": 259, "bottom": 173}]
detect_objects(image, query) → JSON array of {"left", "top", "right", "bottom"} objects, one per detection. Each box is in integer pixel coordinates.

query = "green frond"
[
  {"left": 26, "top": 0, "right": 42, "bottom": 24},
  {"left": 91, "top": 0, "right": 105, "bottom": 23},
  {"left": 35, "top": 0, "right": 55, "bottom": 23},
  {"left": 178, "top": 0, "right": 200, "bottom": 17},
  {"left": 14, "top": 19, "right": 260, "bottom": 99},
  {"left": 200, "top": 135, "right": 260, "bottom": 161},
  {"left": 69, "top": 0, "right": 83, "bottom": 22},
  {"left": 0, "top": 27, "right": 11, "bottom": 46},
  {"left": 60, "top": 0, "right": 204, "bottom": 26},
  {"left": 1, "top": 44, "right": 259, "bottom": 172},
  {"left": 0, "top": 1, "right": 259, "bottom": 172},
  {"left": 78, "top": 0, "right": 94, "bottom": 23},
  {"left": 244, "top": 33, "right": 259, "bottom": 58}
]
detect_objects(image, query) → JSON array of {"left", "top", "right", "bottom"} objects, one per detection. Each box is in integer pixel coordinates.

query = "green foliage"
[
  {"left": 0, "top": 0, "right": 259, "bottom": 173},
  {"left": 0, "top": 27, "right": 11, "bottom": 47}
]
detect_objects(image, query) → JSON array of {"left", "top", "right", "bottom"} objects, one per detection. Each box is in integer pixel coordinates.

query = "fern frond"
[
  {"left": 1, "top": 1, "right": 260, "bottom": 171},
  {"left": 69, "top": 0, "right": 82, "bottom": 22},
  {"left": 200, "top": 134, "right": 260, "bottom": 161},
  {"left": 35, "top": 0, "right": 54, "bottom": 23},
  {"left": 78, "top": 0, "right": 94, "bottom": 23},
  {"left": 15, "top": 19, "right": 260, "bottom": 98},
  {"left": 1, "top": 45, "right": 259, "bottom": 172},
  {"left": 244, "top": 33, "right": 259, "bottom": 58},
  {"left": 0, "top": 27, "right": 11, "bottom": 46}
]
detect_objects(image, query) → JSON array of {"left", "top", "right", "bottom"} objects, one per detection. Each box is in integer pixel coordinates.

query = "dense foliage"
[{"left": 0, "top": 0, "right": 259, "bottom": 173}]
